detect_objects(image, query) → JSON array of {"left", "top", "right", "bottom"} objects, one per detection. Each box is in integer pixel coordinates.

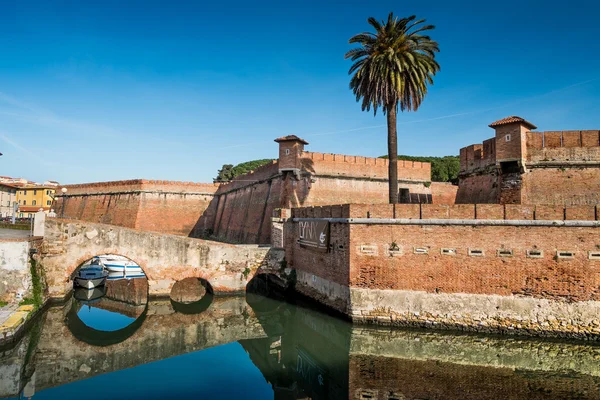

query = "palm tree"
[{"left": 345, "top": 13, "right": 440, "bottom": 203}]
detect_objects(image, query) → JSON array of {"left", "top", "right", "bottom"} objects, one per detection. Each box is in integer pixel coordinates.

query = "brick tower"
[
  {"left": 274, "top": 135, "right": 309, "bottom": 176},
  {"left": 489, "top": 116, "right": 537, "bottom": 204}
]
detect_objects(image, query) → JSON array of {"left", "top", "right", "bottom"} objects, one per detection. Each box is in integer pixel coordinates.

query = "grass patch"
[
  {"left": 19, "top": 297, "right": 36, "bottom": 306},
  {"left": 0, "top": 223, "right": 29, "bottom": 230},
  {"left": 0, "top": 301, "right": 8, "bottom": 307}
]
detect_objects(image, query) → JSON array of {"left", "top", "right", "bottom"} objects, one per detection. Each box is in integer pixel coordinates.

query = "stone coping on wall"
[
  {"left": 292, "top": 217, "right": 600, "bottom": 227},
  {"left": 302, "top": 151, "right": 431, "bottom": 169},
  {"left": 290, "top": 203, "right": 599, "bottom": 221},
  {"left": 60, "top": 179, "right": 220, "bottom": 195},
  {"left": 302, "top": 151, "right": 431, "bottom": 182}
]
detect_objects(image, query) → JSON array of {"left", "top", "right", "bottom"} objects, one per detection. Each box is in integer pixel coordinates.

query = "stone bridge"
[{"left": 39, "top": 218, "right": 280, "bottom": 298}]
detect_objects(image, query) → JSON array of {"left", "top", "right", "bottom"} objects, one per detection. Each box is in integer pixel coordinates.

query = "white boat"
[
  {"left": 107, "top": 271, "right": 146, "bottom": 280},
  {"left": 75, "top": 260, "right": 108, "bottom": 289},
  {"left": 74, "top": 286, "right": 106, "bottom": 303},
  {"left": 95, "top": 255, "right": 144, "bottom": 275}
]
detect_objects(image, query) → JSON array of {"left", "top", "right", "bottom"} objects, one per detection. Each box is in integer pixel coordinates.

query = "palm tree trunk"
[{"left": 387, "top": 105, "right": 398, "bottom": 203}]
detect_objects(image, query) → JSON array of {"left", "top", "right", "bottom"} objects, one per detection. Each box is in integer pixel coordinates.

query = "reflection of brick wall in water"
[
  {"left": 104, "top": 277, "right": 148, "bottom": 306},
  {"left": 348, "top": 355, "right": 600, "bottom": 400}
]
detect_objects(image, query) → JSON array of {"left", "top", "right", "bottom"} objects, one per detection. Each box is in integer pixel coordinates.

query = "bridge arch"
[
  {"left": 67, "top": 251, "right": 149, "bottom": 282},
  {"left": 169, "top": 277, "right": 214, "bottom": 314},
  {"left": 41, "top": 219, "right": 272, "bottom": 299}
]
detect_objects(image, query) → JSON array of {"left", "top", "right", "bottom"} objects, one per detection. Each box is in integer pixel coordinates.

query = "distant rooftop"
[
  {"left": 274, "top": 135, "right": 309, "bottom": 145},
  {"left": 489, "top": 116, "right": 537, "bottom": 130}
]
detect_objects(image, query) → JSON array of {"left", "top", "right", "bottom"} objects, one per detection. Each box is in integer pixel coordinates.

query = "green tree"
[
  {"left": 214, "top": 164, "right": 234, "bottom": 182},
  {"left": 345, "top": 13, "right": 440, "bottom": 203},
  {"left": 380, "top": 155, "right": 460, "bottom": 183},
  {"left": 214, "top": 159, "right": 275, "bottom": 182}
]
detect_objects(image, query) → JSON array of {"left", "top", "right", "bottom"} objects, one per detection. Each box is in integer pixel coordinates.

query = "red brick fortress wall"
[
  {"left": 211, "top": 162, "right": 281, "bottom": 244},
  {"left": 457, "top": 120, "right": 600, "bottom": 206},
  {"left": 56, "top": 180, "right": 219, "bottom": 236},
  {"left": 523, "top": 130, "right": 600, "bottom": 205},
  {"left": 287, "top": 203, "right": 600, "bottom": 339},
  {"left": 295, "top": 152, "right": 436, "bottom": 207}
]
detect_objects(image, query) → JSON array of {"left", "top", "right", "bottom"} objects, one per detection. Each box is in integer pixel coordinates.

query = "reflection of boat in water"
[
  {"left": 107, "top": 271, "right": 146, "bottom": 280},
  {"left": 95, "top": 254, "right": 144, "bottom": 275},
  {"left": 75, "top": 259, "right": 108, "bottom": 289},
  {"left": 74, "top": 286, "right": 106, "bottom": 304}
]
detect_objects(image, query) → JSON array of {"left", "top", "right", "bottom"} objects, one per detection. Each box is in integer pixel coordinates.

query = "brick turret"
[
  {"left": 274, "top": 135, "right": 309, "bottom": 174},
  {"left": 490, "top": 116, "right": 537, "bottom": 168}
]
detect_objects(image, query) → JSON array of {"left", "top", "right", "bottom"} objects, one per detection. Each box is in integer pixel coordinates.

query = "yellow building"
[{"left": 15, "top": 185, "right": 56, "bottom": 218}]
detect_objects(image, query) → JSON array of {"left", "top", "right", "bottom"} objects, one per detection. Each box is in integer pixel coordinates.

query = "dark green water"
[{"left": 3, "top": 290, "right": 600, "bottom": 399}]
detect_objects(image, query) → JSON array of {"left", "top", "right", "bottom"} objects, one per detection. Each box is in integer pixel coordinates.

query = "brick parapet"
[
  {"left": 461, "top": 129, "right": 600, "bottom": 175},
  {"left": 302, "top": 152, "right": 431, "bottom": 182},
  {"left": 62, "top": 179, "right": 219, "bottom": 195},
  {"left": 292, "top": 203, "right": 599, "bottom": 221}
]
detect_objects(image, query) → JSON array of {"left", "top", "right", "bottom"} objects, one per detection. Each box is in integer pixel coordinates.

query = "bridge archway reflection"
[
  {"left": 169, "top": 277, "right": 214, "bottom": 314},
  {"left": 66, "top": 254, "right": 149, "bottom": 346},
  {"left": 65, "top": 300, "right": 148, "bottom": 347}
]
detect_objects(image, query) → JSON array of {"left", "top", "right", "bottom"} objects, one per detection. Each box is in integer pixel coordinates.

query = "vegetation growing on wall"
[
  {"left": 214, "top": 159, "right": 275, "bottom": 182},
  {"left": 0, "top": 223, "right": 30, "bottom": 230},
  {"left": 20, "top": 256, "right": 44, "bottom": 310},
  {"left": 380, "top": 155, "right": 460, "bottom": 183}
]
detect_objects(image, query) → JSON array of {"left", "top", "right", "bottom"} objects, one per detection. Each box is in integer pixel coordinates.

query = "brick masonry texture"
[
  {"left": 56, "top": 180, "right": 219, "bottom": 237},
  {"left": 57, "top": 137, "right": 455, "bottom": 244},
  {"left": 287, "top": 203, "right": 600, "bottom": 339},
  {"left": 457, "top": 118, "right": 600, "bottom": 205},
  {"left": 348, "top": 354, "right": 600, "bottom": 400}
]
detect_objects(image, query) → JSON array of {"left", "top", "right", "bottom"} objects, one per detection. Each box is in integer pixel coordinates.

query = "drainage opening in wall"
[
  {"left": 414, "top": 247, "right": 429, "bottom": 255},
  {"left": 556, "top": 250, "right": 575, "bottom": 259},
  {"left": 468, "top": 248, "right": 484, "bottom": 257},
  {"left": 441, "top": 248, "right": 456, "bottom": 256},
  {"left": 497, "top": 249, "right": 513, "bottom": 257},
  {"left": 589, "top": 251, "right": 600, "bottom": 260},
  {"left": 527, "top": 249, "right": 544, "bottom": 258}
]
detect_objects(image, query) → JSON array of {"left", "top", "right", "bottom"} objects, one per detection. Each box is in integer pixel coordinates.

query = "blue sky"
[{"left": 1, "top": 0, "right": 599, "bottom": 184}]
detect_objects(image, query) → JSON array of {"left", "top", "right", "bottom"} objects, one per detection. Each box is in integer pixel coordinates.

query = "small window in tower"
[
  {"left": 285, "top": 149, "right": 290, "bottom": 155},
  {"left": 505, "top": 134, "right": 511, "bottom": 142}
]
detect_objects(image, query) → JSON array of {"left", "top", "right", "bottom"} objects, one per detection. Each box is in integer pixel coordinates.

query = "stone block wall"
[{"left": 0, "top": 238, "right": 37, "bottom": 303}]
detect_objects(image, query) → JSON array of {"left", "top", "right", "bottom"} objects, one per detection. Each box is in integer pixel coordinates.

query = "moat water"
[{"left": 3, "top": 282, "right": 600, "bottom": 399}]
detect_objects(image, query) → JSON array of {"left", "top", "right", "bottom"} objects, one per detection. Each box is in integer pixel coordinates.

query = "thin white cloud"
[
  {"left": 0, "top": 131, "right": 57, "bottom": 167},
  {"left": 217, "top": 76, "right": 599, "bottom": 150}
]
